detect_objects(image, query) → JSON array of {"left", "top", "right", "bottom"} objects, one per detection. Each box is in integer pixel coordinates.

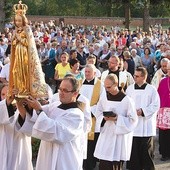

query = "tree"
[
  {"left": 0, "top": 0, "right": 5, "bottom": 31},
  {"left": 143, "top": 0, "right": 150, "bottom": 33},
  {"left": 123, "top": 0, "right": 131, "bottom": 30}
]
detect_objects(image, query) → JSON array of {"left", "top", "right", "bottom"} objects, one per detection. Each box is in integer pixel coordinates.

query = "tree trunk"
[
  {"left": 106, "top": 0, "right": 112, "bottom": 17},
  {"left": 124, "top": 0, "right": 131, "bottom": 30},
  {"left": 0, "top": 0, "right": 5, "bottom": 31},
  {"left": 143, "top": 0, "right": 150, "bottom": 33}
]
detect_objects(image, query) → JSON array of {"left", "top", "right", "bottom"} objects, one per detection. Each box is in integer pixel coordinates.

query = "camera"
[{"left": 103, "top": 111, "right": 117, "bottom": 117}]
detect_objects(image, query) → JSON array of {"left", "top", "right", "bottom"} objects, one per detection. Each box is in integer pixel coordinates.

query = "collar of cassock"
[
  {"left": 83, "top": 78, "right": 95, "bottom": 85},
  {"left": 161, "top": 74, "right": 168, "bottom": 78},
  {"left": 106, "top": 91, "right": 126, "bottom": 101},
  {"left": 134, "top": 83, "right": 147, "bottom": 90},
  {"left": 108, "top": 69, "right": 119, "bottom": 75},
  {"left": 58, "top": 102, "right": 78, "bottom": 110}
]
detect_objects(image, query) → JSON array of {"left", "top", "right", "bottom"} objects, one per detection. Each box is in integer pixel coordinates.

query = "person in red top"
[
  {"left": 117, "top": 33, "right": 127, "bottom": 47},
  {"left": 43, "top": 31, "right": 50, "bottom": 44}
]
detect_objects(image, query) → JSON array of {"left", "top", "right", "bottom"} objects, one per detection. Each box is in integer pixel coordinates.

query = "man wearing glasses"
[
  {"left": 126, "top": 67, "right": 160, "bottom": 170},
  {"left": 16, "top": 77, "right": 84, "bottom": 170}
]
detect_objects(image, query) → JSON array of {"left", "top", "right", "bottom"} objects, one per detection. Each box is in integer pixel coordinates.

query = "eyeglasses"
[
  {"left": 108, "top": 61, "right": 117, "bottom": 64},
  {"left": 134, "top": 75, "right": 141, "bottom": 78},
  {"left": 58, "top": 88, "right": 74, "bottom": 93}
]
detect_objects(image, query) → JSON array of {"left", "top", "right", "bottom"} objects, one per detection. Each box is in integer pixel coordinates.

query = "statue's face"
[{"left": 15, "top": 15, "right": 23, "bottom": 28}]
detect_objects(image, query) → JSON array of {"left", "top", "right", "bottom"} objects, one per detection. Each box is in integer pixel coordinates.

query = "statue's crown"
[{"left": 13, "top": 0, "right": 28, "bottom": 15}]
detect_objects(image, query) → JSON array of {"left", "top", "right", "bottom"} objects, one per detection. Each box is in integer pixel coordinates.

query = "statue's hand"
[
  {"left": 12, "top": 40, "right": 17, "bottom": 46},
  {"left": 15, "top": 33, "right": 21, "bottom": 42}
]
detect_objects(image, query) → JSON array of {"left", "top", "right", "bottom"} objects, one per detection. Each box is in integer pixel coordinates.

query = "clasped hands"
[{"left": 104, "top": 115, "right": 117, "bottom": 122}]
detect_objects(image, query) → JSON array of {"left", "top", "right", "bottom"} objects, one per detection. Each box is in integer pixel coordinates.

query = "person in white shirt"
[
  {"left": 17, "top": 77, "right": 84, "bottom": 170},
  {"left": 0, "top": 62, "right": 10, "bottom": 83},
  {"left": 131, "top": 49, "right": 142, "bottom": 68},
  {"left": 94, "top": 73, "right": 138, "bottom": 170},
  {"left": 81, "top": 55, "right": 101, "bottom": 78},
  {"left": 101, "top": 56, "right": 134, "bottom": 91},
  {"left": 80, "top": 64, "right": 104, "bottom": 170},
  {"left": 151, "top": 58, "right": 169, "bottom": 89},
  {"left": 0, "top": 84, "right": 33, "bottom": 170},
  {"left": 126, "top": 67, "right": 160, "bottom": 170}
]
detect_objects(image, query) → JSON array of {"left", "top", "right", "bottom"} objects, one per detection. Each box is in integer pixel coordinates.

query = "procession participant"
[
  {"left": 151, "top": 58, "right": 169, "bottom": 89},
  {"left": 50, "top": 74, "right": 92, "bottom": 161},
  {"left": 94, "top": 74, "right": 138, "bottom": 170},
  {"left": 157, "top": 62, "right": 170, "bottom": 161},
  {"left": 101, "top": 55, "right": 134, "bottom": 91},
  {"left": 17, "top": 77, "right": 84, "bottom": 170},
  {"left": 126, "top": 67, "right": 160, "bottom": 170},
  {"left": 0, "top": 84, "right": 33, "bottom": 170},
  {"left": 81, "top": 55, "right": 101, "bottom": 78},
  {"left": 79, "top": 64, "right": 104, "bottom": 170}
]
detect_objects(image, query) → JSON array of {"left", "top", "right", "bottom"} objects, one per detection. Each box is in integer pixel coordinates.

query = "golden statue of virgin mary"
[{"left": 8, "top": 1, "right": 48, "bottom": 98}]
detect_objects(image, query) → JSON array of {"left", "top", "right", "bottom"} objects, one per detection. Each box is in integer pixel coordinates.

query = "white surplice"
[
  {"left": 101, "top": 70, "right": 134, "bottom": 88},
  {"left": 0, "top": 99, "right": 33, "bottom": 170},
  {"left": 94, "top": 91, "right": 138, "bottom": 161},
  {"left": 50, "top": 93, "right": 92, "bottom": 159},
  {"left": 18, "top": 101, "right": 84, "bottom": 170},
  {"left": 151, "top": 68, "right": 167, "bottom": 89},
  {"left": 79, "top": 77, "right": 105, "bottom": 132},
  {"left": 126, "top": 83, "right": 160, "bottom": 137}
]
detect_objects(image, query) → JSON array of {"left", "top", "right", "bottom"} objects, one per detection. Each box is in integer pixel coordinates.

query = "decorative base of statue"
[{"left": 15, "top": 94, "right": 30, "bottom": 99}]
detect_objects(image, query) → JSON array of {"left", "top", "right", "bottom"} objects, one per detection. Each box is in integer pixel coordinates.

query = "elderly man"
[
  {"left": 80, "top": 64, "right": 104, "bottom": 170},
  {"left": 151, "top": 58, "right": 169, "bottom": 89},
  {"left": 157, "top": 62, "right": 170, "bottom": 161},
  {"left": 126, "top": 67, "right": 160, "bottom": 170},
  {"left": 17, "top": 77, "right": 84, "bottom": 170},
  {"left": 131, "top": 48, "right": 142, "bottom": 68}
]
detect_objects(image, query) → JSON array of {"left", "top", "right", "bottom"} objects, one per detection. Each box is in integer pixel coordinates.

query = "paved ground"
[
  {"left": 153, "top": 135, "right": 170, "bottom": 170},
  {"left": 94, "top": 134, "right": 170, "bottom": 170}
]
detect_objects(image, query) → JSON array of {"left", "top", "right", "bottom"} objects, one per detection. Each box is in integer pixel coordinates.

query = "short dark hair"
[
  {"left": 69, "top": 58, "right": 79, "bottom": 68},
  {"left": 135, "top": 67, "right": 148, "bottom": 77},
  {"left": 87, "top": 55, "right": 96, "bottom": 60},
  {"left": 63, "top": 77, "right": 80, "bottom": 92},
  {"left": 70, "top": 49, "right": 77, "bottom": 56}
]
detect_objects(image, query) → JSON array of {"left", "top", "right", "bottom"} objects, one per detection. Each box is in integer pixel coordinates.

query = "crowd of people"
[{"left": 0, "top": 11, "right": 170, "bottom": 170}]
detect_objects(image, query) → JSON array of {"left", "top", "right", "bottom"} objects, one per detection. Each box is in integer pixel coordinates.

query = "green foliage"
[
  {"left": 3, "top": 2, "right": 13, "bottom": 21},
  {"left": 3, "top": 0, "right": 170, "bottom": 19},
  {"left": 150, "top": 1, "right": 170, "bottom": 17},
  {"left": 31, "top": 137, "right": 41, "bottom": 159}
]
